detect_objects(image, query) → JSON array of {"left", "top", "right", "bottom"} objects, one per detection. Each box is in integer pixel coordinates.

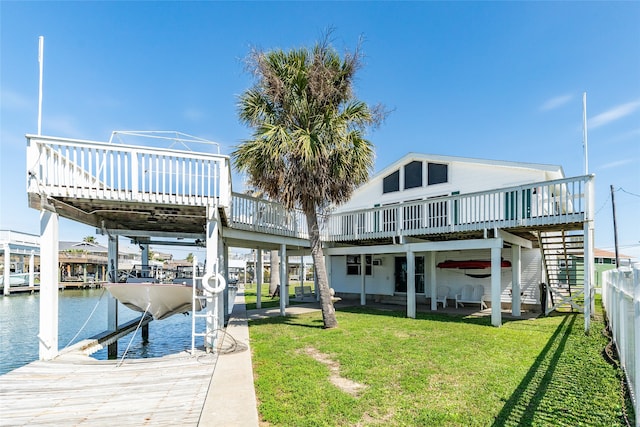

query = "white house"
[
  {"left": 322, "top": 153, "right": 593, "bottom": 324},
  {"left": 26, "top": 132, "right": 594, "bottom": 360}
]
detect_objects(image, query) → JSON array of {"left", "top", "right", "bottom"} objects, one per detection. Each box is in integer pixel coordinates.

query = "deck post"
[
  {"left": 3, "top": 243, "right": 10, "bottom": 296},
  {"left": 279, "top": 243, "right": 287, "bottom": 316},
  {"left": 407, "top": 249, "right": 416, "bottom": 319},
  {"left": 511, "top": 245, "right": 521, "bottom": 317},
  {"left": 360, "top": 253, "right": 366, "bottom": 305},
  {"left": 223, "top": 242, "right": 229, "bottom": 321},
  {"left": 140, "top": 243, "right": 149, "bottom": 278},
  {"left": 29, "top": 250, "right": 35, "bottom": 288},
  {"left": 491, "top": 246, "right": 502, "bottom": 327},
  {"left": 205, "top": 204, "right": 220, "bottom": 351},
  {"left": 428, "top": 251, "right": 437, "bottom": 310},
  {"left": 107, "top": 234, "right": 119, "bottom": 359},
  {"left": 39, "top": 209, "right": 59, "bottom": 360},
  {"left": 256, "top": 248, "right": 263, "bottom": 309},
  {"left": 584, "top": 175, "right": 595, "bottom": 332}
]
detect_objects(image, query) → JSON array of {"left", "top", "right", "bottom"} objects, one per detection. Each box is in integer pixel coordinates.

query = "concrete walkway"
[{"left": 199, "top": 290, "right": 260, "bottom": 427}]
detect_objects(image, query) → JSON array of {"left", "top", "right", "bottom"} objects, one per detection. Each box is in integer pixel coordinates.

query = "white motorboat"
[{"left": 104, "top": 280, "right": 205, "bottom": 320}]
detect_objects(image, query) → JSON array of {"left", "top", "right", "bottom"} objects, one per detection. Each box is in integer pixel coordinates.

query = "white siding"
[
  {"left": 339, "top": 157, "right": 559, "bottom": 212},
  {"left": 330, "top": 248, "right": 542, "bottom": 304}
]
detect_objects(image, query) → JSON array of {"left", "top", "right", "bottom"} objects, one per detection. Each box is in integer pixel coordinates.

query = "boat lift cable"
[
  {"left": 62, "top": 287, "right": 107, "bottom": 350},
  {"left": 116, "top": 302, "right": 151, "bottom": 368}
]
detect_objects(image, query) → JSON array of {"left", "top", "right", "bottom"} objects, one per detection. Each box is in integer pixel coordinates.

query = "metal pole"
[
  {"left": 38, "top": 36, "right": 44, "bottom": 136},
  {"left": 610, "top": 185, "right": 620, "bottom": 267},
  {"left": 582, "top": 92, "right": 589, "bottom": 175}
]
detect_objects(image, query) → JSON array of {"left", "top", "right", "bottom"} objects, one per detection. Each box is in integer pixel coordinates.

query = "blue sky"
[{"left": 1, "top": 1, "right": 639, "bottom": 260}]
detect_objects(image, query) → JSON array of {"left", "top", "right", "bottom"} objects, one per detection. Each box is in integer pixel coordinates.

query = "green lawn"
[
  {"left": 249, "top": 303, "right": 633, "bottom": 426},
  {"left": 243, "top": 282, "right": 315, "bottom": 310}
]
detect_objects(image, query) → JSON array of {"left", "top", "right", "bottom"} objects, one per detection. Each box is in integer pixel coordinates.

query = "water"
[{"left": 0, "top": 289, "right": 205, "bottom": 375}]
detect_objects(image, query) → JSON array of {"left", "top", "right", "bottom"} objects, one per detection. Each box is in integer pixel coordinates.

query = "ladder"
[
  {"left": 538, "top": 229, "right": 585, "bottom": 314},
  {"left": 191, "top": 258, "right": 220, "bottom": 355}
]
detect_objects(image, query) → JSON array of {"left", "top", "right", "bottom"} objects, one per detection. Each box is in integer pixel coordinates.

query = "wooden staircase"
[{"left": 538, "top": 229, "right": 585, "bottom": 314}]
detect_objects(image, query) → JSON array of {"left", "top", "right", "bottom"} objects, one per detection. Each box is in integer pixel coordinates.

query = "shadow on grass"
[
  {"left": 491, "top": 314, "right": 576, "bottom": 426},
  {"left": 334, "top": 304, "right": 536, "bottom": 327},
  {"left": 249, "top": 314, "right": 325, "bottom": 329}
]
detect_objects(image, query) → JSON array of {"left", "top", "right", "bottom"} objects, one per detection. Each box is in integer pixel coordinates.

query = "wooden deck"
[{"left": 0, "top": 350, "right": 218, "bottom": 426}]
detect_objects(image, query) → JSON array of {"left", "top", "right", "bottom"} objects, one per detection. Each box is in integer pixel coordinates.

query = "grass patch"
[
  {"left": 244, "top": 282, "right": 315, "bottom": 310},
  {"left": 249, "top": 305, "right": 632, "bottom": 426}
]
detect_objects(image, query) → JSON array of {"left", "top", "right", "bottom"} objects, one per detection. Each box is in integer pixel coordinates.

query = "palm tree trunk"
[{"left": 304, "top": 207, "right": 338, "bottom": 329}]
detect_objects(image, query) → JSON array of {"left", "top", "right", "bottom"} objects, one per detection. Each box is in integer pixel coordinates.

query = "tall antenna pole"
[
  {"left": 582, "top": 92, "right": 588, "bottom": 175},
  {"left": 38, "top": 36, "right": 44, "bottom": 136}
]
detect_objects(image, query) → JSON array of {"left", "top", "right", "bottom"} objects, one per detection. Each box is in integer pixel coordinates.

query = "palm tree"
[
  {"left": 82, "top": 236, "right": 96, "bottom": 244},
  {"left": 233, "top": 36, "right": 383, "bottom": 328}
]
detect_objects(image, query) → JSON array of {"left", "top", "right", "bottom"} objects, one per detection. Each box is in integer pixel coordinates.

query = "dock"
[{"left": 0, "top": 292, "right": 260, "bottom": 427}]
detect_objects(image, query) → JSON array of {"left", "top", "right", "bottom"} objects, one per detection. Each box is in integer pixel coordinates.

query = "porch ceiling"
[{"left": 30, "top": 195, "right": 207, "bottom": 236}]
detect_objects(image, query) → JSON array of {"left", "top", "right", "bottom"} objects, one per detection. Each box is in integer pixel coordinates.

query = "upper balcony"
[
  {"left": 26, "top": 132, "right": 231, "bottom": 236},
  {"left": 227, "top": 175, "right": 592, "bottom": 245},
  {"left": 321, "top": 175, "right": 593, "bottom": 244},
  {"left": 25, "top": 133, "right": 592, "bottom": 245}
]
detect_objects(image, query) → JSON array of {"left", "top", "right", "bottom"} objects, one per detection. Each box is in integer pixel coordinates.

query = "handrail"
[
  {"left": 229, "top": 192, "right": 308, "bottom": 239},
  {"left": 25, "top": 133, "right": 593, "bottom": 244},
  {"left": 225, "top": 176, "right": 591, "bottom": 242},
  {"left": 322, "top": 175, "right": 592, "bottom": 242},
  {"left": 26, "top": 134, "right": 231, "bottom": 208}
]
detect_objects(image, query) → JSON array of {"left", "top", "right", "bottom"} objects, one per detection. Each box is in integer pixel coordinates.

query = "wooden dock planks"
[{"left": 0, "top": 351, "right": 218, "bottom": 426}]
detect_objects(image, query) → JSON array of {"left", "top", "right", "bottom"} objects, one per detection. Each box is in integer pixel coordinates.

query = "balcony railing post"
[{"left": 131, "top": 151, "right": 139, "bottom": 200}]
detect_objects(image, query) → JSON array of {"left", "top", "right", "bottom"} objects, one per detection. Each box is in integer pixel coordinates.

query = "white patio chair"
[{"left": 436, "top": 285, "right": 450, "bottom": 308}]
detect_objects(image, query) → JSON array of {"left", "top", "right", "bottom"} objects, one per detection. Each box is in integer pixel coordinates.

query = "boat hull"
[{"left": 104, "top": 283, "right": 204, "bottom": 320}]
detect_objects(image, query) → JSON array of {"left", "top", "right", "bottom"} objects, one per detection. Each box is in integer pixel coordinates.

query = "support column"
[
  {"left": 107, "top": 234, "right": 119, "bottom": 359},
  {"left": 140, "top": 242, "right": 150, "bottom": 340},
  {"left": 407, "top": 249, "right": 416, "bottom": 319},
  {"left": 300, "top": 255, "right": 305, "bottom": 295},
  {"left": 428, "top": 251, "right": 437, "bottom": 310},
  {"left": 491, "top": 246, "right": 502, "bottom": 327},
  {"left": 511, "top": 245, "right": 521, "bottom": 317},
  {"left": 360, "top": 254, "right": 366, "bottom": 305},
  {"left": 3, "top": 243, "right": 10, "bottom": 296},
  {"left": 140, "top": 243, "right": 149, "bottom": 278},
  {"left": 39, "top": 210, "right": 59, "bottom": 360},
  {"left": 29, "top": 250, "right": 35, "bottom": 288},
  {"left": 279, "top": 244, "right": 287, "bottom": 316},
  {"left": 584, "top": 176, "right": 595, "bottom": 332},
  {"left": 206, "top": 205, "right": 221, "bottom": 351},
  {"left": 223, "top": 243, "right": 230, "bottom": 319},
  {"left": 256, "top": 248, "right": 263, "bottom": 309},
  {"left": 584, "top": 223, "right": 594, "bottom": 331}
]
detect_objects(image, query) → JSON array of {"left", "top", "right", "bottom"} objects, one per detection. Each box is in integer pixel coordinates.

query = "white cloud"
[
  {"left": 184, "top": 108, "right": 206, "bottom": 122},
  {"left": 540, "top": 94, "right": 573, "bottom": 111},
  {"left": 590, "top": 100, "right": 640, "bottom": 129},
  {"left": 598, "top": 158, "right": 636, "bottom": 170},
  {"left": 0, "top": 88, "right": 33, "bottom": 111},
  {"left": 44, "top": 114, "right": 83, "bottom": 138}
]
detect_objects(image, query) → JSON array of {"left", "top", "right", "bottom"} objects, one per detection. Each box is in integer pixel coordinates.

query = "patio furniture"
[
  {"left": 455, "top": 284, "right": 487, "bottom": 310},
  {"left": 436, "top": 286, "right": 450, "bottom": 308}
]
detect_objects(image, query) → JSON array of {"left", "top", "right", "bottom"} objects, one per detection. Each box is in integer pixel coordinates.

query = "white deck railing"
[
  {"left": 230, "top": 193, "right": 308, "bottom": 239},
  {"left": 25, "top": 134, "right": 592, "bottom": 243},
  {"left": 602, "top": 266, "right": 640, "bottom": 426},
  {"left": 26, "top": 135, "right": 231, "bottom": 208},
  {"left": 323, "top": 175, "right": 592, "bottom": 242}
]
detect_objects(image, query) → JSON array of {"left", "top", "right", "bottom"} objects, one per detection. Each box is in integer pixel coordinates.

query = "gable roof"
[
  {"left": 373, "top": 152, "right": 564, "bottom": 181},
  {"left": 594, "top": 248, "right": 633, "bottom": 260}
]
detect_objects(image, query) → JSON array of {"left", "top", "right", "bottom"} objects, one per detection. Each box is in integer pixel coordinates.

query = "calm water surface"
[{"left": 0, "top": 289, "right": 205, "bottom": 375}]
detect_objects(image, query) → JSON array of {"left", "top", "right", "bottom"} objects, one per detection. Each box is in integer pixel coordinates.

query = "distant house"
[
  {"left": 593, "top": 248, "right": 633, "bottom": 286},
  {"left": 59, "top": 241, "right": 141, "bottom": 282}
]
